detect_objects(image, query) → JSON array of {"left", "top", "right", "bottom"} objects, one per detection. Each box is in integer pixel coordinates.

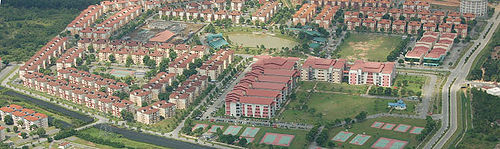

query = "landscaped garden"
[{"left": 336, "top": 33, "right": 403, "bottom": 62}]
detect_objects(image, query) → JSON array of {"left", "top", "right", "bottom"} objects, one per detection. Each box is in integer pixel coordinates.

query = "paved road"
[{"left": 425, "top": 5, "right": 500, "bottom": 149}]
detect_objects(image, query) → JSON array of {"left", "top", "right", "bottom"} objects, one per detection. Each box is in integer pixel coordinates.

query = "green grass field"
[
  {"left": 277, "top": 91, "right": 394, "bottom": 124},
  {"left": 393, "top": 75, "right": 427, "bottom": 97},
  {"left": 328, "top": 117, "right": 427, "bottom": 149},
  {"left": 77, "top": 128, "right": 167, "bottom": 149},
  {"left": 338, "top": 33, "right": 402, "bottom": 62},
  {"left": 315, "top": 82, "right": 369, "bottom": 95},
  {"left": 193, "top": 120, "right": 309, "bottom": 149}
]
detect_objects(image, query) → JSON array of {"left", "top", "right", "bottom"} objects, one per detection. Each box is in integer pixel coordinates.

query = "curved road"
[{"left": 425, "top": 6, "right": 500, "bottom": 149}]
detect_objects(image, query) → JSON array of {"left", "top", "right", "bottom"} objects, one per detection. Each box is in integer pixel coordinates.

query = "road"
[{"left": 425, "top": 6, "right": 500, "bottom": 149}]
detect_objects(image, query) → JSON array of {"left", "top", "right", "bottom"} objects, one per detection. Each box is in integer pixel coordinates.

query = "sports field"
[
  {"left": 192, "top": 120, "right": 308, "bottom": 149},
  {"left": 327, "top": 117, "right": 427, "bottom": 149},
  {"left": 277, "top": 91, "right": 392, "bottom": 124},
  {"left": 338, "top": 33, "right": 402, "bottom": 62}
]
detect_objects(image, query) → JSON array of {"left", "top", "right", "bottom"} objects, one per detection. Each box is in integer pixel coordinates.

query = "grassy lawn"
[
  {"left": 393, "top": 75, "right": 427, "bottom": 97},
  {"left": 149, "top": 118, "right": 178, "bottom": 133},
  {"left": 328, "top": 117, "right": 427, "bottom": 149},
  {"left": 338, "top": 33, "right": 402, "bottom": 62},
  {"left": 277, "top": 91, "right": 394, "bottom": 124},
  {"left": 315, "top": 82, "right": 369, "bottom": 95},
  {"left": 297, "top": 81, "right": 316, "bottom": 90},
  {"left": 77, "top": 128, "right": 167, "bottom": 149},
  {"left": 193, "top": 120, "right": 309, "bottom": 149}
]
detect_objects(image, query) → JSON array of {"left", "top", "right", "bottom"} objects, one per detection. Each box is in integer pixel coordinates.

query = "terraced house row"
[
  {"left": 0, "top": 104, "right": 48, "bottom": 131},
  {"left": 159, "top": 7, "right": 244, "bottom": 23},
  {"left": 251, "top": 1, "right": 280, "bottom": 23},
  {"left": 343, "top": 8, "right": 472, "bottom": 37},
  {"left": 310, "top": 0, "right": 396, "bottom": 9},
  {"left": 67, "top": 0, "right": 168, "bottom": 35},
  {"left": 226, "top": 56, "right": 299, "bottom": 118},
  {"left": 405, "top": 32, "right": 458, "bottom": 66}
]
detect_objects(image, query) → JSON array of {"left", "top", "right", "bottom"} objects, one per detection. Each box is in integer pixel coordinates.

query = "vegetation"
[
  {"left": 278, "top": 90, "right": 393, "bottom": 124},
  {"left": 468, "top": 25, "right": 500, "bottom": 81},
  {"left": 77, "top": 128, "right": 166, "bottom": 149},
  {"left": 0, "top": 5, "right": 80, "bottom": 62},
  {"left": 456, "top": 89, "right": 500, "bottom": 148}
]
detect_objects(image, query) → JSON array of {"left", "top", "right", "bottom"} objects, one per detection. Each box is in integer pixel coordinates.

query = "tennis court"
[
  {"left": 259, "top": 132, "right": 295, "bottom": 147},
  {"left": 223, "top": 126, "right": 242, "bottom": 135},
  {"left": 331, "top": 131, "right": 354, "bottom": 142},
  {"left": 110, "top": 69, "right": 135, "bottom": 77},
  {"left": 192, "top": 124, "right": 208, "bottom": 131},
  {"left": 371, "top": 137, "right": 408, "bottom": 149},
  {"left": 394, "top": 124, "right": 411, "bottom": 133},
  {"left": 409, "top": 127, "right": 424, "bottom": 134},
  {"left": 371, "top": 121, "right": 385, "bottom": 128},
  {"left": 241, "top": 127, "right": 260, "bottom": 138},
  {"left": 208, "top": 125, "right": 224, "bottom": 133},
  {"left": 349, "top": 134, "right": 371, "bottom": 145},
  {"left": 382, "top": 123, "right": 396, "bottom": 130}
]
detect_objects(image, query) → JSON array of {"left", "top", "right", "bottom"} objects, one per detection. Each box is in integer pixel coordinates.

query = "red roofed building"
[
  {"left": 136, "top": 106, "right": 159, "bottom": 124},
  {"left": 111, "top": 100, "right": 135, "bottom": 117},
  {"left": 151, "top": 100, "right": 176, "bottom": 118},
  {"left": 392, "top": 20, "right": 406, "bottom": 33},
  {"left": 348, "top": 60, "right": 396, "bottom": 87},
  {"left": 455, "top": 24, "right": 468, "bottom": 38},
  {"left": 301, "top": 57, "right": 346, "bottom": 83},
  {"left": 130, "top": 89, "right": 152, "bottom": 107},
  {"left": 149, "top": 30, "right": 176, "bottom": 43},
  {"left": 377, "top": 19, "right": 391, "bottom": 32}
]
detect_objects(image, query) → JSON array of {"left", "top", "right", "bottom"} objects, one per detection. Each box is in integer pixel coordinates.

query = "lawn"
[
  {"left": 328, "top": 117, "right": 427, "bottom": 149},
  {"left": 77, "top": 128, "right": 167, "bottom": 149},
  {"left": 338, "top": 33, "right": 402, "bottom": 62},
  {"left": 192, "top": 120, "right": 309, "bottom": 149},
  {"left": 277, "top": 91, "right": 394, "bottom": 124},
  {"left": 315, "top": 82, "right": 369, "bottom": 95},
  {"left": 297, "top": 81, "right": 316, "bottom": 90},
  {"left": 393, "top": 75, "right": 427, "bottom": 97}
]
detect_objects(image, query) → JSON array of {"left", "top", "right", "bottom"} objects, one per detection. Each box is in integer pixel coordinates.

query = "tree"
[
  {"left": 121, "top": 110, "right": 134, "bottom": 122},
  {"left": 316, "top": 130, "right": 329, "bottom": 146},
  {"left": 126, "top": 55, "right": 134, "bottom": 67},
  {"left": 143, "top": 55, "right": 151, "bottom": 65},
  {"left": 14, "top": 126, "right": 19, "bottom": 132},
  {"left": 169, "top": 51, "right": 177, "bottom": 60},
  {"left": 4, "top": 115, "right": 13, "bottom": 125},
  {"left": 355, "top": 111, "right": 368, "bottom": 121},
  {"left": 344, "top": 117, "right": 352, "bottom": 124},
  {"left": 17, "top": 120, "right": 24, "bottom": 128},
  {"left": 238, "top": 138, "right": 248, "bottom": 146},
  {"left": 20, "top": 132, "right": 28, "bottom": 139},
  {"left": 108, "top": 54, "right": 116, "bottom": 63},
  {"left": 158, "top": 58, "right": 170, "bottom": 72},
  {"left": 35, "top": 128, "right": 46, "bottom": 137}
]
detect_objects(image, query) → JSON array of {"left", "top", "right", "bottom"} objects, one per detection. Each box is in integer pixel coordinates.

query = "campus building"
[
  {"left": 301, "top": 57, "right": 346, "bottom": 83},
  {"left": 225, "top": 56, "right": 299, "bottom": 118},
  {"left": 348, "top": 60, "right": 396, "bottom": 87}
]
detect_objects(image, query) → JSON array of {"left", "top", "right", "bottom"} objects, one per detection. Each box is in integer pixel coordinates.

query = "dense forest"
[
  {"left": 2, "top": 0, "right": 103, "bottom": 10},
  {"left": 468, "top": 26, "right": 500, "bottom": 81},
  {"left": 457, "top": 89, "right": 500, "bottom": 148},
  {"left": 0, "top": 0, "right": 100, "bottom": 62}
]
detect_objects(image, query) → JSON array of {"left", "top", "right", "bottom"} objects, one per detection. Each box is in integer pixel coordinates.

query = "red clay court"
[
  {"left": 208, "top": 125, "right": 224, "bottom": 133},
  {"left": 260, "top": 132, "right": 295, "bottom": 147},
  {"left": 349, "top": 134, "right": 371, "bottom": 145},
  {"left": 240, "top": 127, "right": 260, "bottom": 138},
  {"left": 371, "top": 121, "right": 385, "bottom": 128},
  {"left": 223, "top": 125, "right": 242, "bottom": 135},
  {"left": 382, "top": 123, "right": 396, "bottom": 130},
  {"left": 192, "top": 124, "right": 208, "bottom": 131},
  {"left": 331, "top": 131, "right": 354, "bottom": 142},
  {"left": 371, "top": 137, "right": 408, "bottom": 149},
  {"left": 394, "top": 124, "right": 411, "bottom": 133},
  {"left": 409, "top": 127, "right": 425, "bottom": 134}
]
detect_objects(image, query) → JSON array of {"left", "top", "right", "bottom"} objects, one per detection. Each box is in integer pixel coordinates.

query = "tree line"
[{"left": 2, "top": 0, "right": 104, "bottom": 10}]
